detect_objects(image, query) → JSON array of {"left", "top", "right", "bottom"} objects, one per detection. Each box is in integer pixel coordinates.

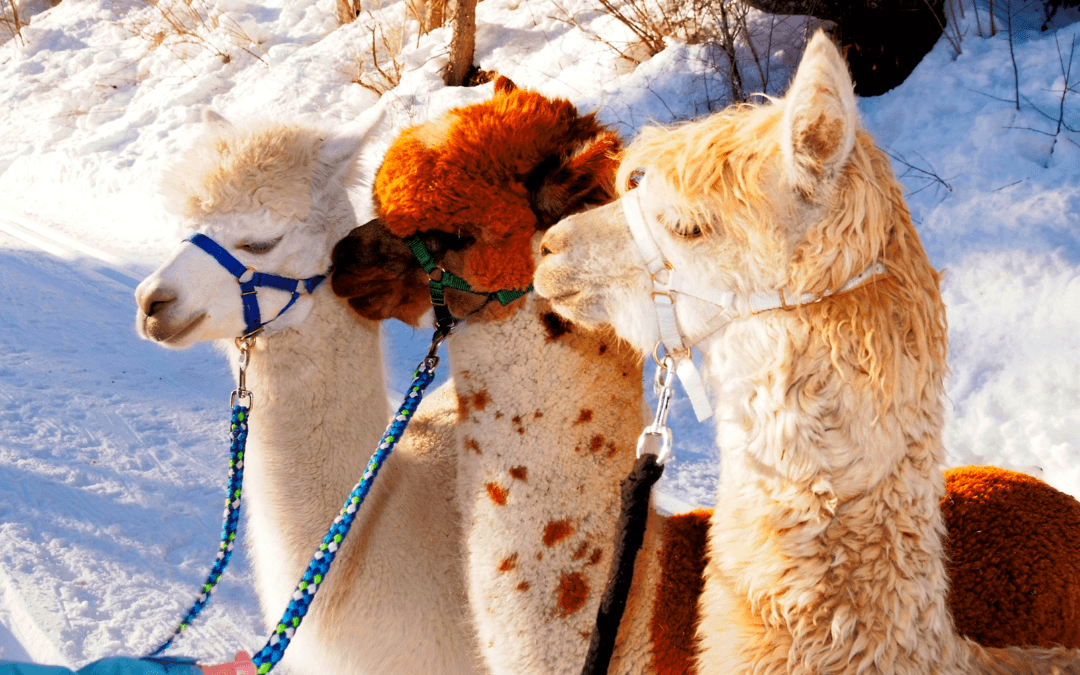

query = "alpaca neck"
[
  {"left": 698, "top": 312, "right": 961, "bottom": 675},
  {"left": 220, "top": 287, "right": 389, "bottom": 620},
  {"left": 446, "top": 295, "right": 659, "bottom": 675}
]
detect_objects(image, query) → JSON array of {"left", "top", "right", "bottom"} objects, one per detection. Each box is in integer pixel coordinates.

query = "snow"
[{"left": 0, "top": 0, "right": 1078, "bottom": 668}]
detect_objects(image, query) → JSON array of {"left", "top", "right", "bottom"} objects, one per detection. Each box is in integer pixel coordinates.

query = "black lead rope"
[
  {"left": 580, "top": 453, "right": 665, "bottom": 675},
  {"left": 581, "top": 353, "right": 677, "bottom": 675}
]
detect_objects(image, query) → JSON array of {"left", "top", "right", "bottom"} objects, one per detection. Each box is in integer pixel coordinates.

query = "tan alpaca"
[
  {"left": 535, "top": 31, "right": 1080, "bottom": 675},
  {"left": 134, "top": 115, "right": 483, "bottom": 675},
  {"left": 330, "top": 79, "right": 667, "bottom": 675}
]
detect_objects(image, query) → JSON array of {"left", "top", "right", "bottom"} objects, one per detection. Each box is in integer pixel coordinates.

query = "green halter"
[{"left": 405, "top": 235, "right": 533, "bottom": 331}]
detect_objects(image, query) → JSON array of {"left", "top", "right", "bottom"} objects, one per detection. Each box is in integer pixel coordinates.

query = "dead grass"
[
  {"left": 127, "top": 0, "right": 267, "bottom": 66},
  {"left": 345, "top": 0, "right": 430, "bottom": 95},
  {"left": 2, "top": 0, "right": 24, "bottom": 44},
  {"left": 554, "top": 0, "right": 808, "bottom": 109}
]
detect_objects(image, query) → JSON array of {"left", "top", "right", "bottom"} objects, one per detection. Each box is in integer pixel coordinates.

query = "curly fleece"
[
  {"left": 942, "top": 465, "right": 1080, "bottom": 649},
  {"left": 648, "top": 468, "right": 1080, "bottom": 674},
  {"left": 373, "top": 77, "right": 620, "bottom": 292}
]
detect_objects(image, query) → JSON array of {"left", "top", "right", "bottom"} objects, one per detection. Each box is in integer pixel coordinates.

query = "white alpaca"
[
  {"left": 134, "top": 115, "right": 482, "bottom": 675},
  {"left": 330, "top": 78, "right": 671, "bottom": 675},
  {"left": 535, "top": 31, "right": 1080, "bottom": 675}
]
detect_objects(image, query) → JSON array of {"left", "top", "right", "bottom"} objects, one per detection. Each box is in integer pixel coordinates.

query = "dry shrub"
[
  {"left": 128, "top": 0, "right": 267, "bottom": 65},
  {"left": 556, "top": 0, "right": 814, "bottom": 108},
  {"left": 347, "top": 1, "right": 423, "bottom": 94}
]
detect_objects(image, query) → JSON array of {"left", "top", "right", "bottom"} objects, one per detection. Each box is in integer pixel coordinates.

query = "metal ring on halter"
[
  {"left": 649, "top": 260, "right": 675, "bottom": 283},
  {"left": 652, "top": 340, "right": 689, "bottom": 368}
]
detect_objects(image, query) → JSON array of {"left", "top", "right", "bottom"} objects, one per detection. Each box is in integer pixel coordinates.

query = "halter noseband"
[
  {"left": 622, "top": 176, "right": 888, "bottom": 421},
  {"left": 187, "top": 233, "right": 329, "bottom": 340},
  {"left": 405, "top": 235, "right": 533, "bottom": 333}
]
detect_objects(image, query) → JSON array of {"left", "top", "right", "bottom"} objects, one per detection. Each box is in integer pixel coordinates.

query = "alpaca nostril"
[
  {"left": 141, "top": 289, "right": 177, "bottom": 317},
  {"left": 147, "top": 299, "right": 174, "bottom": 317},
  {"left": 540, "top": 243, "right": 553, "bottom": 257}
]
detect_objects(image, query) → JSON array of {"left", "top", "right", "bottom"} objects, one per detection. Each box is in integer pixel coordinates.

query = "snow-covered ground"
[{"left": 0, "top": 0, "right": 1077, "bottom": 668}]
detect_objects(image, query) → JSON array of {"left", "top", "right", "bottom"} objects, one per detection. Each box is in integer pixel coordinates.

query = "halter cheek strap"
[
  {"left": 621, "top": 177, "right": 889, "bottom": 422},
  {"left": 621, "top": 187, "right": 721, "bottom": 421},
  {"left": 187, "top": 233, "right": 328, "bottom": 339}
]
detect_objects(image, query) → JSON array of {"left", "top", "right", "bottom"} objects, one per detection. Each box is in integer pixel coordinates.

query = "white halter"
[{"left": 621, "top": 177, "right": 888, "bottom": 422}]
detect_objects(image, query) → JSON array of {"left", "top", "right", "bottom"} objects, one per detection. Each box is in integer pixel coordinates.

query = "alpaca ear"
[
  {"left": 203, "top": 109, "right": 232, "bottom": 128},
  {"left": 526, "top": 131, "right": 621, "bottom": 227},
  {"left": 781, "top": 31, "right": 859, "bottom": 199},
  {"left": 318, "top": 107, "right": 385, "bottom": 181},
  {"left": 495, "top": 76, "right": 517, "bottom": 96},
  {"left": 318, "top": 134, "right": 367, "bottom": 180}
]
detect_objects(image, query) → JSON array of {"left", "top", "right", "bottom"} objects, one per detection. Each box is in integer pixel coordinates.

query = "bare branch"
[
  {"left": 885, "top": 147, "right": 955, "bottom": 194},
  {"left": 1007, "top": 0, "right": 1019, "bottom": 110},
  {"left": 1053, "top": 31, "right": 1077, "bottom": 135}
]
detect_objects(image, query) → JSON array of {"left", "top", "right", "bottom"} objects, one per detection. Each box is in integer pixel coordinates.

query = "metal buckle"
[
  {"left": 652, "top": 341, "right": 689, "bottom": 368},
  {"left": 778, "top": 288, "right": 796, "bottom": 311}
]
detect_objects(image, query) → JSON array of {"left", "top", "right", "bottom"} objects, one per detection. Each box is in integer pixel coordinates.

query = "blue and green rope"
[
  {"left": 247, "top": 359, "right": 437, "bottom": 673},
  {"left": 148, "top": 404, "right": 248, "bottom": 658}
]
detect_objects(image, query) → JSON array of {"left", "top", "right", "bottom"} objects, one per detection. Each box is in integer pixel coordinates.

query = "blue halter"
[{"left": 187, "top": 233, "right": 328, "bottom": 339}]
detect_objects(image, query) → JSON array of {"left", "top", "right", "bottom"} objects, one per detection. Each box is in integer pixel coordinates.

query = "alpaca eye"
[
  {"left": 239, "top": 237, "right": 282, "bottom": 254},
  {"left": 672, "top": 222, "right": 703, "bottom": 239},
  {"left": 657, "top": 210, "right": 703, "bottom": 240}
]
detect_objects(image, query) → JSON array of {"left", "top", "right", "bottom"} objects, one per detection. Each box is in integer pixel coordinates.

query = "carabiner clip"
[
  {"left": 231, "top": 337, "right": 254, "bottom": 410},
  {"left": 637, "top": 349, "right": 676, "bottom": 464},
  {"left": 424, "top": 322, "right": 454, "bottom": 370}
]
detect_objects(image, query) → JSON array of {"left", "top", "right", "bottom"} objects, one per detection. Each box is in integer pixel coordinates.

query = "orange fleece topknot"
[{"left": 373, "top": 77, "right": 620, "bottom": 292}]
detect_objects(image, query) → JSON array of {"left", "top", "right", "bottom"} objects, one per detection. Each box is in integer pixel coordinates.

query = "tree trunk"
[
  {"left": 742, "top": 0, "right": 947, "bottom": 96},
  {"left": 445, "top": 0, "right": 476, "bottom": 86}
]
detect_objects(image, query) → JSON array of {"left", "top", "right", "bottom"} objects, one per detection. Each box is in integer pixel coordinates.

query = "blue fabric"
[
  {"left": 185, "top": 234, "right": 327, "bottom": 338},
  {"left": 0, "top": 656, "right": 201, "bottom": 675}
]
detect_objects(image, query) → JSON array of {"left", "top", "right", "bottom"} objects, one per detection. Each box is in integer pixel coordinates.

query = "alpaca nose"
[{"left": 138, "top": 285, "right": 177, "bottom": 317}]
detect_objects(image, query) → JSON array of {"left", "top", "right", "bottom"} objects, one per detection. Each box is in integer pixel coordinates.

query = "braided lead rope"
[
  {"left": 148, "top": 403, "right": 249, "bottom": 657},
  {"left": 250, "top": 354, "right": 440, "bottom": 674}
]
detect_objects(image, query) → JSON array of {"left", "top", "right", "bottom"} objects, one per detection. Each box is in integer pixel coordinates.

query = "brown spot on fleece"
[
  {"left": 541, "top": 311, "right": 574, "bottom": 341},
  {"left": 942, "top": 465, "right": 1080, "bottom": 649},
  {"left": 556, "top": 571, "right": 589, "bottom": 617},
  {"left": 543, "top": 519, "right": 575, "bottom": 547},
  {"left": 486, "top": 482, "right": 508, "bottom": 506}
]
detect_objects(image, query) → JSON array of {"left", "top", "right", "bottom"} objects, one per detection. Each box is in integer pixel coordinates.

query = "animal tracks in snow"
[{"left": 0, "top": 210, "right": 262, "bottom": 665}]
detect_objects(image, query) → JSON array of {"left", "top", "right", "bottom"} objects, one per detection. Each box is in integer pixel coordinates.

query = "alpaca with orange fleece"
[{"left": 373, "top": 76, "right": 620, "bottom": 292}]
